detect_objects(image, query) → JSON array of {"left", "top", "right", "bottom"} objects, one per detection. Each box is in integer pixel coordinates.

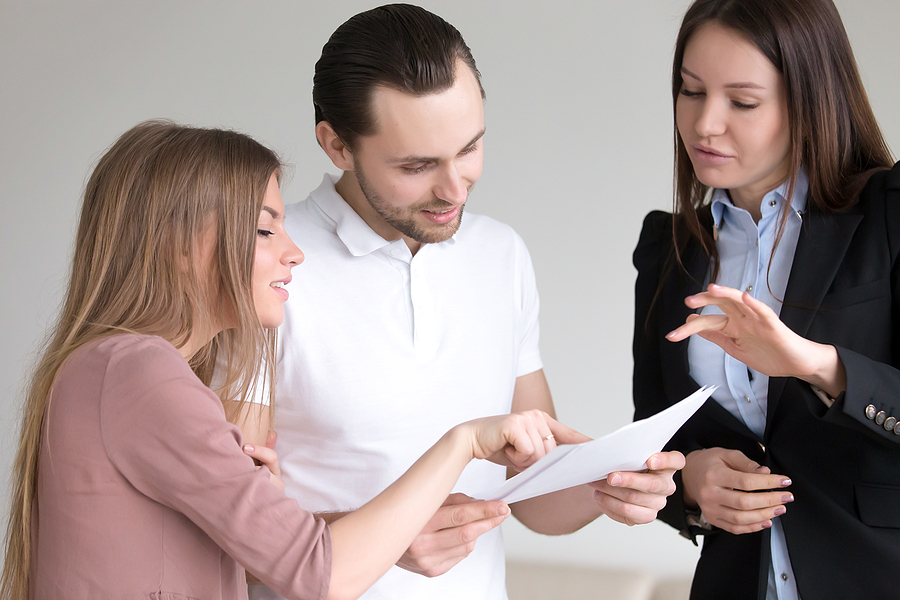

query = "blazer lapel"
[{"left": 767, "top": 205, "right": 864, "bottom": 421}]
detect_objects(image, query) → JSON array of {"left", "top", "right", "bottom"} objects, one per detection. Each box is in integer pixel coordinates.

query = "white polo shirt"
[{"left": 250, "top": 174, "right": 542, "bottom": 600}]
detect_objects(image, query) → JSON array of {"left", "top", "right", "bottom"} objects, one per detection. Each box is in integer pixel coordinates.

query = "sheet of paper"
[{"left": 485, "top": 385, "right": 716, "bottom": 504}]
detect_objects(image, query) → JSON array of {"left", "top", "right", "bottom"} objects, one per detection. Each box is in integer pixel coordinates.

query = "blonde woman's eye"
[{"left": 257, "top": 229, "right": 275, "bottom": 238}]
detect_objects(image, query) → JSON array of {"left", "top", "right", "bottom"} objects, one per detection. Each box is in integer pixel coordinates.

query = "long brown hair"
[
  {"left": 670, "top": 0, "right": 893, "bottom": 280},
  {"left": 1, "top": 120, "right": 282, "bottom": 598}
]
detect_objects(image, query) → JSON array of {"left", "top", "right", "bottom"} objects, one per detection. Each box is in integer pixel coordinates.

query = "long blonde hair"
[{"left": 1, "top": 120, "right": 282, "bottom": 598}]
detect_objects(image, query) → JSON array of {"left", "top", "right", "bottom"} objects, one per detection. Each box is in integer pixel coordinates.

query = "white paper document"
[{"left": 485, "top": 385, "right": 716, "bottom": 504}]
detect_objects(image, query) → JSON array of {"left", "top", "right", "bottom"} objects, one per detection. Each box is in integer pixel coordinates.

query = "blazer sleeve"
[
  {"left": 633, "top": 210, "right": 696, "bottom": 537},
  {"left": 821, "top": 163, "right": 900, "bottom": 446},
  {"left": 633, "top": 210, "right": 669, "bottom": 422},
  {"left": 99, "top": 337, "right": 331, "bottom": 600}
]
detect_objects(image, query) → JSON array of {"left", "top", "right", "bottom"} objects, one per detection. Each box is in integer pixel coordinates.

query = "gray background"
[{"left": 2, "top": 0, "right": 898, "bottom": 579}]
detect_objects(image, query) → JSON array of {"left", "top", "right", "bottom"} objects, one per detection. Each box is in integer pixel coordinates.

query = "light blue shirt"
[{"left": 688, "top": 170, "right": 808, "bottom": 600}]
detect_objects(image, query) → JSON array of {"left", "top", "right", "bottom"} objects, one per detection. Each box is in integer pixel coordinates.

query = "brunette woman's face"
[
  {"left": 253, "top": 174, "right": 303, "bottom": 329},
  {"left": 676, "top": 23, "right": 792, "bottom": 211}
]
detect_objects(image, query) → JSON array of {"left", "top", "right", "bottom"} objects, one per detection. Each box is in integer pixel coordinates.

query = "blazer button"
[
  {"left": 885, "top": 416, "right": 897, "bottom": 431},
  {"left": 875, "top": 411, "right": 887, "bottom": 426},
  {"left": 865, "top": 404, "right": 877, "bottom": 420},
  {"left": 894, "top": 421, "right": 900, "bottom": 435}
]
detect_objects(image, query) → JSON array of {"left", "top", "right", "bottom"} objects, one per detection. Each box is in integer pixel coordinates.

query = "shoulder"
[
  {"left": 284, "top": 197, "right": 326, "bottom": 233},
  {"left": 68, "top": 335, "right": 204, "bottom": 406},
  {"left": 67, "top": 334, "right": 185, "bottom": 375},
  {"left": 90, "top": 336, "right": 225, "bottom": 437},
  {"left": 638, "top": 210, "right": 673, "bottom": 242},
  {"left": 856, "top": 161, "right": 900, "bottom": 206},
  {"left": 97, "top": 334, "right": 190, "bottom": 378},
  {"left": 634, "top": 210, "right": 674, "bottom": 269},
  {"left": 856, "top": 161, "right": 900, "bottom": 255},
  {"left": 456, "top": 212, "right": 527, "bottom": 250}
]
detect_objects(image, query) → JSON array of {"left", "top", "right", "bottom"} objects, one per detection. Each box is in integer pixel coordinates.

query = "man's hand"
[
  {"left": 396, "top": 493, "right": 510, "bottom": 577},
  {"left": 681, "top": 447, "right": 793, "bottom": 534},
  {"left": 589, "top": 451, "right": 685, "bottom": 526}
]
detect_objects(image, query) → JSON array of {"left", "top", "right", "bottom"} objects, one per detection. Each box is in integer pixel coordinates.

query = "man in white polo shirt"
[{"left": 249, "top": 5, "right": 683, "bottom": 600}]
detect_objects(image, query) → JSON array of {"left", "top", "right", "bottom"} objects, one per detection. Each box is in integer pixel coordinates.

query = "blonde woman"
[{"left": 3, "top": 121, "right": 576, "bottom": 600}]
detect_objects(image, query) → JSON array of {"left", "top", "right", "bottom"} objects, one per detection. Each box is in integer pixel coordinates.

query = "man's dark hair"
[{"left": 313, "top": 3, "right": 484, "bottom": 149}]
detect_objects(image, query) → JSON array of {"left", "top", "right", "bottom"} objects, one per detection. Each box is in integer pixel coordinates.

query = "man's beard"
[{"left": 355, "top": 164, "right": 465, "bottom": 245}]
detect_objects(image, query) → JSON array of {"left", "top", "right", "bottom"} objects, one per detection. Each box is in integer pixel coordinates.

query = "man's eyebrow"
[
  {"left": 388, "top": 128, "right": 486, "bottom": 164},
  {"left": 681, "top": 67, "right": 765, "bottom": 90}
]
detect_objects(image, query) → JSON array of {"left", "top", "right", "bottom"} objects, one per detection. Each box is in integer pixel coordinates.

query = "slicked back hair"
[{"left": 313, "top": 3, "right": 484, "bottom": 149}]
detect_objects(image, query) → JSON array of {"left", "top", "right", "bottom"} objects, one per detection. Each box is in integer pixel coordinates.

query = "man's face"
[{"left": 347, "top": 60, "right": 485, "bottom": 249}]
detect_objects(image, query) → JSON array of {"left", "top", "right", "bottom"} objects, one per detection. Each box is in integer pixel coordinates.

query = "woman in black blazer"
[{"left": 633, "top": 0, "right": 899, "bottom": 598}]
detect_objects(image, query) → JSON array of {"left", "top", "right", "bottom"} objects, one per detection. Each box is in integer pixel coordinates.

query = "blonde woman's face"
[
  {"left": 676, "top": 23, "right": 792, "bottom": 212},
  {"left": 253, "top": 174, "right": 303, "bottom": 329}
]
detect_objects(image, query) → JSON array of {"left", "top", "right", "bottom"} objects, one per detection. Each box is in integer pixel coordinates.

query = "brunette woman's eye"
[{"left": 257, "top": 229, "right": 275, "bottom": 238}]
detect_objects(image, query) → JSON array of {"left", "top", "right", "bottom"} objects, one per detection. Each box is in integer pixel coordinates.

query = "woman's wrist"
[
  {"left": 442, "top": 423, "right": 479, "bottom": 465},
  {"left": 798, "top": 341, "right": 846, "bottom": 398}
]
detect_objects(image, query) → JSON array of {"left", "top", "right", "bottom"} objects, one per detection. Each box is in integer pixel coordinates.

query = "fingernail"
[
  {"left": 774, "top": 506, "right": 786, "bottom": 516},
  {"left": 609, "top": 473, "right": 622, "bottom": 486},
  {"left": 782, "top": 494, "right": 794, "bottom": 503},
  {"left": 498, "top": 504, "right": 510, "bottom": 516},
  {"left": 709, "top": 284, "right": 720, "bottom": 290},
  {"left": 665, "top": 330, "right": 677, "bottom": 339},
  {"left": 243, "top": 445, "right": 254, "bottom": 453},
  {"left": 648, "top": 457, "right": 660, "bottom": 470},
  {"left": 761, "top": 521, "right": 772, "bottom": 529},
  {"left": 780, "top": 478, "right": 792, "bottom": 487},
  {"left": 755, "top": 465, "right": 769, "bottom": 473}
]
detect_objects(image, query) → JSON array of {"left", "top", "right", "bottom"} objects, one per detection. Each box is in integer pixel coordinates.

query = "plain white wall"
[{"left": 1, "top": 0, "right": 898, "bottom": 581}]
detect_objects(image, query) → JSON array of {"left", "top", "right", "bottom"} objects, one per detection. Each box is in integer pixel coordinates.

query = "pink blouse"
[{"left": 31, "top": 335, "right": 331, "bottom": 599}]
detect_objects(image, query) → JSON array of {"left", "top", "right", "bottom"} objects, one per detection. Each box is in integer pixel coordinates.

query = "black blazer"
[{"left": 632, "top": 162, "right": 900, "bottom": 600}]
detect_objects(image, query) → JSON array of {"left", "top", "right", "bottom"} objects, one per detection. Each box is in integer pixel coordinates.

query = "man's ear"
[{"left": 315, "top": 121, "right": 355, "bottom": 171}]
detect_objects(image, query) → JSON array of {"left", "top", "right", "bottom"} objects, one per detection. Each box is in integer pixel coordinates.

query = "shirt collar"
[
  {"left": 711, "top": 168, "right": 809, "bottom": 229},
  {"left": 308, "top": 173, "right": 458, "bottom": 257}
]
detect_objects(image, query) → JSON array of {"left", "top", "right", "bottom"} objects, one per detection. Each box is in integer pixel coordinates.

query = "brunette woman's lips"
[
  {"left": 693, "top": 144, "right": 733, "bottom": 165},
  {"left": 422, "top": 206, "right": 460, "bottom": 224}
]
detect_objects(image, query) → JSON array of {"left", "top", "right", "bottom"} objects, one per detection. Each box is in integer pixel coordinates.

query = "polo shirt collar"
[
  {"left": 309, "top": 174, "right": 392, "bottom": 257},
  {"left": 308, "top": 173, "right": 459, "bottom": 257}
]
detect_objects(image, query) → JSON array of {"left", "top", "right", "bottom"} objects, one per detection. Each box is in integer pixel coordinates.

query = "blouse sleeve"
[{"left": 99, "top": 337, "right": 331, "bottom": 600}]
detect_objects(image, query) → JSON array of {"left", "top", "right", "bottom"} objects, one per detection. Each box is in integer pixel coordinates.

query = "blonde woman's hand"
[
  {"left": 458, "top": 410, "right": 588, "bottom": 471},
  {"left": 243, "top": 430, "right": 284, "bottom": 492}
]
